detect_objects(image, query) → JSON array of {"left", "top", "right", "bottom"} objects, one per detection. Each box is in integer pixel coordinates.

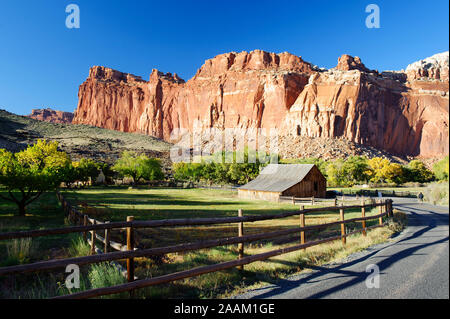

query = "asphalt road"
[{"left": 237, "top": 198, "right": 449, "bottom": 299}]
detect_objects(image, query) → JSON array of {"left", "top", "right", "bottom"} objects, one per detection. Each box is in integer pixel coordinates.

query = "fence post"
[
  {"left": 237, "top": 209, "right": 244, "bottom": 271},
  {"left": 340, "top": 207, "right": 346, "bottom": 245},
  {"left": 311, "top": 196, "right": 315, "bottom": 205},
  {"left": 83, "top": 215, "right": 88, "bottom": 242},
  {"left": 361, "top": 200, "right": 366, "bottom": 237},
  {"left": 389, "top": 199, "right": 393, "bottom": 217},
  {"left": 334, "top": 198, "right": 337, "bottom": 206},
  {"left": 378, "top": 200, "right": 383, "bottom": 226},
  {"left": 299, "top": 206, "right": 305, "bottom": 249},
  {"left": 292, "top": 196, "right": 295, "bottom": 204},
  {"left": 90, "top": 220, "right": 96, "bottom": 255},
  {"left": 104, "top": 221, "right": 110, "bottom": 253},
  {"left": 127, "top": 216, "right": 135, "bottom": 283}
]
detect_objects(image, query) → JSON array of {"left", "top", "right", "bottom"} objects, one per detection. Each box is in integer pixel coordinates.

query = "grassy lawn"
[
  {"left": 0, "top": 186, "right": 406, "bottom": 299},
  {"left": 0, "top": 190, "right": 90, "bottom": 298},
  {"left": 61, "top": 186, "right": 383, "bottom": 247},
  {"left": 0, "top": 190, "right": 75, "bottom": 261},
  {"left": 55, "top": 186, "right": 404, "bottom": 299}
]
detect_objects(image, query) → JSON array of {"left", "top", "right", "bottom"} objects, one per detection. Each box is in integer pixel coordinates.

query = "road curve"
[{"left": 236, "top": 198, "right": 449, "bottom": 299}]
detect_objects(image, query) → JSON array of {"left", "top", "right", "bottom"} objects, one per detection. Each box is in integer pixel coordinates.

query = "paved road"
[{"left": 237, "top": 198, "right": 449, "bottom": 299}]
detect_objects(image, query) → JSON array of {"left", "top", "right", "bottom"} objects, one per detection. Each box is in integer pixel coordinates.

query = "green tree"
[
  {"left": 367, "top": 157, "right": 391, "bottom": 183},
  {"left": 0, "top": 140, "right": 71, "bottom": 216},
  {"left": 226, "top": 150, "right": 262, "bottom": 185},
  {"left": 383, "top": 163, "right": 404, "bottom": 184},
  {"left": 343, "top": 156, "right": 370, "bottom": 185},
  {"left": 325, "top": 159, "right": 348, "bottom": 187},
  {"left": 433, "top": 156, "right": 449, "bottom": 181},
  {"left": 405, "top": 160, "right": 434, "bottom": 183},
  {"left": 77, "top": 158, "right": 100, "bottom": 186},
  {"left": 113, "top": 151, "right": 164, "bottom": 184}
]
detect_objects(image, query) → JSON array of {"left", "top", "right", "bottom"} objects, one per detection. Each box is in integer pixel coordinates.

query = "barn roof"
[{"left": 238, "top": 164, "right": 316, "bottom": 192}]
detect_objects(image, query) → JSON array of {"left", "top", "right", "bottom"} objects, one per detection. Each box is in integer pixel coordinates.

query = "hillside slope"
[{"left": 0, "top": 109, "right": 171, "bottom": 163}]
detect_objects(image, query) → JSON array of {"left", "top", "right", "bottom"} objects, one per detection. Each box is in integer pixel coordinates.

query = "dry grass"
[{"left": 129, "top": 213, "right": 405, "bottom": 299}]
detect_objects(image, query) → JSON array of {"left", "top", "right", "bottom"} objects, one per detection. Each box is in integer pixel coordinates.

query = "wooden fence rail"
[
  {"left": 0, "top": 202, "right": 385, "bottom": 241},
  {"left": 278, "top": 195, "right": 371, "bottom": 206},
  {"left": 0, "top": 192, "right": 393, "bottom": 299}
]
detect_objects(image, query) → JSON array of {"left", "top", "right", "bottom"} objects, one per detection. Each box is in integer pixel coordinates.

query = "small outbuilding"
[{"left": 238, "top": 164, "right": 326, "bottom": 201}]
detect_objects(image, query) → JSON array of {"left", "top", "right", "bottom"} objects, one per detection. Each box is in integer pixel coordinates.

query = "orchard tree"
[
  {"left": 113, "top": 151, "right": 164, "bottom": 184},
  {"left": 366, "top": 157, "right": 391, "bottom": 183},
  {"left": 325, "top": 159, "right": 348, "bottom": 187},
  {"left": 66, "top": 158, "right": 101, "bottom": 187},
  {"left": 433, "top": 156, "right": 449, "bottom": 181},
  {"left": 77, "top": 158, "right": 100, "bottom": 186},
  {"left": 383, "top": 163, "right": 404, "bottom": 184},
  {"left": 405, "top": 160, "right": 434, "bottom": 183},
  {"left": 0, "top": 140, "right": 71, "bottom": 216}
]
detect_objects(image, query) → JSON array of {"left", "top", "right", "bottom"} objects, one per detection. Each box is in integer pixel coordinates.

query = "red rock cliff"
[
  {"left": 28, "top": 108, "right": 74, "bottom": 124},
  {"left": 73, "top": 50, "right": 449, "bottom": 158}
]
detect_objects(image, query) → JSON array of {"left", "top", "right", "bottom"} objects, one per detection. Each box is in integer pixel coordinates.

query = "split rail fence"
[
  {"left": 0, "top": 193, "right": 393, "bottom": 299},
  {"left": 278, "top": 195, "right": 375, "bottom": 206}
]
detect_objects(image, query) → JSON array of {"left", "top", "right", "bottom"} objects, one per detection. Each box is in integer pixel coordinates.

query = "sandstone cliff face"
[
  {"left": 74, "top": 51, "right": 314, "bottom": 140},
  {"left": 73, "top": 50, "right": 449, "bottom": 158},
  {"left": 28, "top": 108, "right": 74, "bottom": 124}
]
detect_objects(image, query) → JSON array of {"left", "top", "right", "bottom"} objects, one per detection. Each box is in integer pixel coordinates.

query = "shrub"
[
  {"left": 113, "top": 151, "right": 164, "bottom": 184},
  {"left": 88, "top": 262, "right": 127, "bottom": 298},
  {"left": 68, "top": 237, "right": 91, "bottom": 257},
  {"left": 433, "top": 156, "right": 449, "bottom": 181},
  {"left": 423, "top": 182, "right": 449, "bottom": 206},
  {"left": 5, "top": 238, "right": 33, "bottom": 265}
]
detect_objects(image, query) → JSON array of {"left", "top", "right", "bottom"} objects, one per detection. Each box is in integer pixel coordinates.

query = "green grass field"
[
  {"left": 0, "top": 187, "right": 406, "bottom": 299},
  {"left": 61, "top": 187, "right": 383, "bottom": 248}
]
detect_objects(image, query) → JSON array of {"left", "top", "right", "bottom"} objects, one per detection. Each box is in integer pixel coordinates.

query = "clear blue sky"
[{"left": 0, "top": 0, "right": 448, "bottom": 115}]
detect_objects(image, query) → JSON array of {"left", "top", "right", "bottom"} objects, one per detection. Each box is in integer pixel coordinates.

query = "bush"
[
  {"left": 88, "top": 262, "right": 127, "bottom": 298},
  {"left": 433, "top": 156, "right": 449, "bottom": 181},
  {"left": 113, "top": 151, "right": 164, "bottom": 184},
  {"left": 68, "top": 237, "right": 91, "bottom": 257},
  {"left": 423, "top": 182, "right": 449, "bottom": 206},
  {"left": 5, "top": 238, "right": 33, "bottom": 265}
]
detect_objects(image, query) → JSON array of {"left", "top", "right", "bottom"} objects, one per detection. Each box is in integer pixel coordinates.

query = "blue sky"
[{"left": 0, "top": 0, "right": 448, "bottom": 115}]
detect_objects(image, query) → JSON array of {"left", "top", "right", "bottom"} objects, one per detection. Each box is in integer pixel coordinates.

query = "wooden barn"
[{"left": 238, "top": 164, "right": 326, "bottom": 201}]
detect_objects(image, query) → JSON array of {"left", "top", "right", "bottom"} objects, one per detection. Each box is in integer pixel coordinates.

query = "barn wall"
[
  {"left": 238, "top": 189, "right": 281, "bottom": 202},
  {"left": 282, "top": 166, "right": 326, "bottom": 198}
]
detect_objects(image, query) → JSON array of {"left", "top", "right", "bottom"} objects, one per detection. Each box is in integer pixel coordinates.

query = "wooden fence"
[
  {"left": 340, "top": 189, "right": 418, "bottom": 198},
  {"left": 278, "top": 195, "right": 374, "bottom": 206},
  {"left": 0, "top": 193, "right": 393, "bottom": 299}
]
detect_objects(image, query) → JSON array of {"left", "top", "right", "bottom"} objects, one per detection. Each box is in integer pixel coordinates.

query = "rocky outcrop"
[
  {"left": 284, "top": 67, "right": 449, "bottom": 158},
  {"left": 73, "top": 51, "right": 449, "bottom": 158},
  {"left": 336, "top": 54, "right": 375, "bottom": 73},
  {"left": 406, "top": 52, "right": 449, "bottom": 81},
  {"left": 28, "top": 108, "right": 74, "bottom": 124}
]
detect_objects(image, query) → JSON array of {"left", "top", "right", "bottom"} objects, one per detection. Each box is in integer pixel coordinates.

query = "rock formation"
[
  {"left": 73, "top": 50, "right": 449, "bottom": 158},
  {"left": 28, "top": 108, "right": 74, "bottom": 124}
]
